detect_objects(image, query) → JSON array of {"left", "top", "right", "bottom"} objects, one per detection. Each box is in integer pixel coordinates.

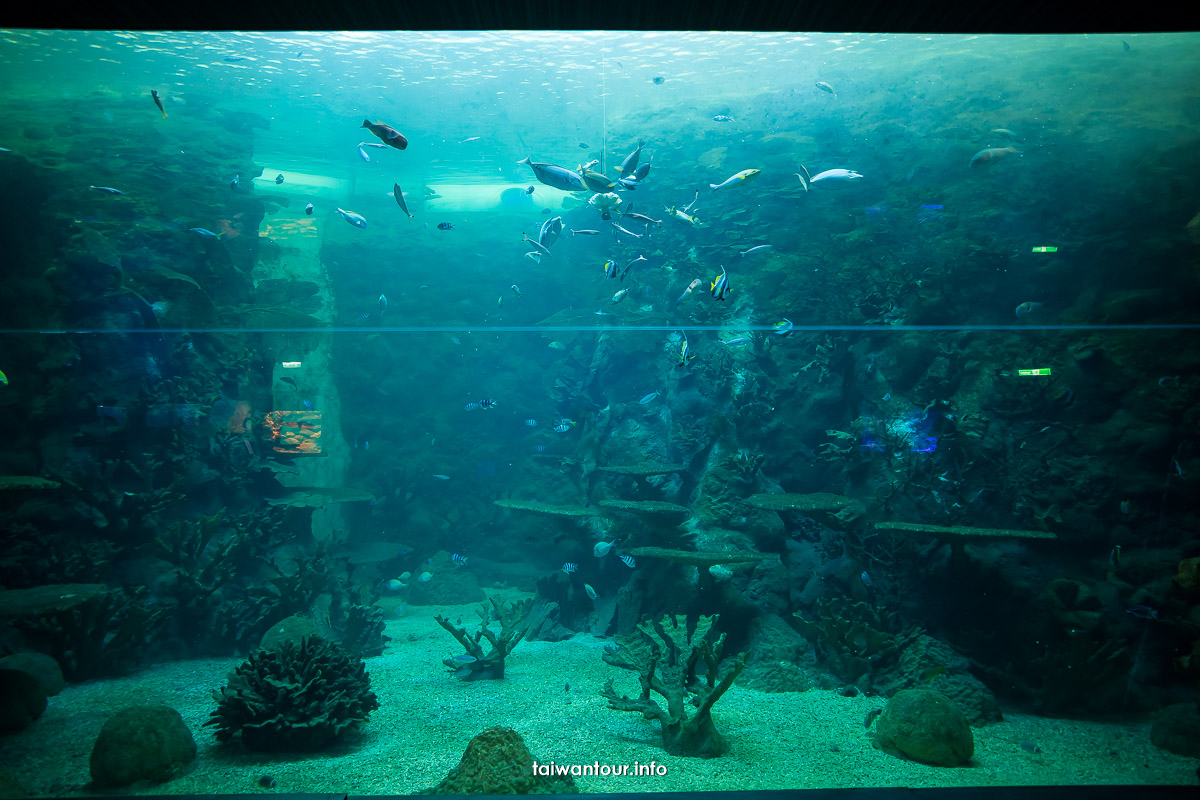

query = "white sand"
[{"left": 3, "top": 592, "right": 1196, "bottom": 794}]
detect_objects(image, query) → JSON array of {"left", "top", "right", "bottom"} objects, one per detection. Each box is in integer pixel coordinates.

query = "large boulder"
[
  {"left": 1150, "top": 703, "right": 1200, "bottom": 758},
  {"left": 426, "top": 726, "right": 577, "bottom": 794},
  {"left": 0, "top": 668, "right": 47, "bottom": 733},
  {"left": 89, "top": 705, "right": 197, "bottom": 787},
  {"left": 874, "top": 689, "right": 974, "bottom": 767},
  {"left": 0, "top": 653, "right": 65, "bottom": 697}
]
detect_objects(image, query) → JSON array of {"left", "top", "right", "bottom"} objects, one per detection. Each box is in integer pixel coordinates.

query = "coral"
[
  {"left": 0, "top": 476, "right": 61, "bottom": 492},
  {"left": 626, "top": 546, "right": 771, "bottom": 568},
  {"left": 435, "top": 597, "right": 533, "bottom": 680},
  {"left": 598, "top": 499, "right": 691, "bottom": 523},
  {"left": 793, "top": 597, "right": 923, "bottom": 687},
  {"left": 205, "top": 637, "right": 378, "bottom": 752},
  {"left": 90, "top": 705, "right": 197, "bottom": 787},
  {"left": 492, "top": 499, "right": 599, "bottom": 517},
  {"left": 600, "top": 613, "right": 746, "bottom": 758},
  {"left": 424, "top": 726, "right": 577, "bottom": 794},
  {"left": 593, "top": 462, "right": 685, "bottom": 476},
  {"left": 336, "top": 603, "right": 389, "bottom": 658}
]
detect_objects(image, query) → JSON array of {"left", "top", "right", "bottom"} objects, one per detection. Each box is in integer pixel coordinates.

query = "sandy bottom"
[{"left": 3, "top": 593, "right": 1196, "bottom": 795}]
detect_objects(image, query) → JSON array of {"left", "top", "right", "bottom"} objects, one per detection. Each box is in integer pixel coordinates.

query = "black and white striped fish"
[
  {"left": 619, "top": 554, "right": 636, "bottom": 568},
  {"left": 562, "top": 562, "right": 578, "bottom": 574},
  {"left": 452, "top": 553, "right": 469, "bottom": 565}
]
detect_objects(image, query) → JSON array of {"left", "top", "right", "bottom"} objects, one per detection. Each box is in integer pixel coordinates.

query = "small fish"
[
  {"left": 459, "top": 136, "right": 481, "bottom": 143},
  {"left": 1119, "top": 500, "right": 1133, "bottom": 515},
  {"left": 921, "top": 664, "right": 947, "bottom": 682},
  {"left": 1158, "top": 375, "right": 1181, "bottom": 386},
  {"left": 511, "top": 284, "right": 522, "bottom": 297},
  {"left": 619, "top": 554, "right": 636, "bottom": 568},
  {"left": 523, "top": 186, "right": 536, "bottom": 195},
  {"left": 522, "top": 233, "right": 550, "bottom": 256},
  {"left": 150, "top": 89, "right": 166, "bottom": 118},
  {"left": 356, "top": 312, "right": 370, "bottom": 321},
  {"left": 258, "top": 775, "right": 277, "bottom": 789},
  {"left": 548, "top": 341, "right": 565, "bottom": 350},
  {"left": 385, "top": 579, "right": 405, "bottom": 591},
  {"left": 594, "top": 540, "right": 616, "bottom": 557},
  {"left": 562, "top": 562, "right": 578, "bottom": 574},
  {"left": 677, "top": 334, "right": 695, "bottom": 368},
  {"left": 230, "top": 174, "right": 240, "bottom": 190},
  {"left": 712, "top": 115, "right": 734, "bottom": 122},
  {"left": 794, "top": 166, "right": 810, "bottom": 192},
  {"left": 464, "top": 402, "right": 482, "bottom": 410},
  {"left": 1173, "top": 458, "right": 1184, "bottom": 478},
  {"left": 864, "top": 708, "right": 883, "bottom": 728},
  {"left": 1123, "top": 40, "right": 1130, "bottom": 51},
  {"left": 379, "top": 293, "right": 387, "bottom": 314},
  {"left": 433, "top": 474, "right": 450, "bottom": 480},
  {"left": 418, "top": 571, "right": 432, "bottom": 583},
  {"left": 359, "top": 142, "right": 388, "bottom": 149},
  {"left": 860, "top": 570, "right": 872, "bottom": 588},
  {"left": 722, "top": 337, "right": 751, "bottom": 346},
  {"left": 357, "top": 145, "right": 371, "bottom": 162},
  {"left": 448, "top": 654, "right": 477, "bottom": 663},
  {"left": 452, "top": 553, "right": 468, "bottom": 565},
  {"left": 189, "top": 227, "right": 221, "bottom": 238},
  {"left": 638, "top": 392, "right": 659, "bottom": 404},
  {"left": 584, "top": 584, "right": 597, "bottom": 600},
  {"left": 274, "top": 173, "right": 285, "bottom": 184},
  {"left": 810, "top": 168, "right": 863, "bottom": 183},
  {"left": 774, "top": 318, "right": 794, "bottom": 336},
  {"left": 710, "top": 266, "right": 730, "bottom": 300},
  {"left": 0, "top": 369, "right": 7, "bottom": 386},
  {"left": 479, "top": 399, "right": 498, "bottom": 409},
  {"left": 571, "top": 229, "right": 601, "bottom": 236},
  {"left": 1015, "top": 301, "right": 1043, "bottom": 316},
  {"left": 710, "top": 169, "right": 761, "bottom": 192},
  {"left": 393, "top": 184, "right": 414, "bottom": 217},
  {"left": 302, "top": 399, "right": 314, "bottom": 411},
  {"left": 524, "top": 419, "right": 539, "bottom": 427},
  {"left": 612, "top": 288, "right": 629, "bottom": 304},
  {"left": 1110, "top": 545, "right": 1122, "bottom": 566},
  {"left": 223, "top": 55, "right": 246, "bottom": 62},
  {"left": 604, "top": 260, "right": 618, "bottom": 280},
  {"left": 621, "top": 255, "right": 647, "bottom": 280},
  {"left": 89, "top": 185, "right": 124, "bottom": 195},
  {"left": 531, "top": 444, "right": 549, "bottom": 453},
  {"left": 498, "top": 295, "right": 504, "bottom": 308},
  {"left": 336, "top": 208, "right": 367, "bottom": 228},
  {"left": 816, "top": 80, "right": 837, "bottom": 97},
  {"left": 740, "top": 245, "right": 772, "bottom": 257},
  {"left": 361, "top": 118, "right": 409, "bottom": 150},
  {"left": 578, "top": 141, "right": 590, "bottom": 148},
  {"left": 1126, "top": 605, "right": 1159, "bottom": 620},
  {"left": 305, "top": 202, "right": 314, "bottom": 215},
  {"left": 1020, "top": 741, "right": 1042, "bottom": 754},
  {"left": 652, "top": 76, "right": 665, "bottom": 85},
  {"left": 969, "top": 145, "right": 1018, "bottom": 168},
  {"left": 559, "top": 418, "right": 576, "bottom": 427},
  {"left": 611, "top": 221, "right": 643, "bottom": 239},
  {"left": 553, "top": 423, "right": 572, "bottom": 433},
  {"left": 437, "top": 222, "right": 454, "bottom": 230}
]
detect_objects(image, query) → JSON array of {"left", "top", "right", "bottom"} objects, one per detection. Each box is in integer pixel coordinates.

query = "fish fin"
[{"left": 709, "top": 184, "right": 719, "bottom": 191}]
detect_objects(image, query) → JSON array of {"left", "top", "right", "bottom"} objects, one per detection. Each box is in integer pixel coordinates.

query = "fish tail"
[
  {"left": 161, "top": 110, "right": 167, "bottom": 118},
  {"left": 361, "top": 119, "right": 372, "bottom": 128},
  {"left": 709, "top": 184, "right": 719, "bottom": 191},
  {"left": 518, "top": 156, "right": 531, "bottom": 165}
]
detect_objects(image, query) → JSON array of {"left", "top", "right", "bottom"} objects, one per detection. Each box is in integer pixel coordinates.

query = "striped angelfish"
[
  {"left": 452, "top": 553, "right": 469, "bottom": 565},
  {"left": 619, "top": 554, "right": 636, "bottom": 568}
]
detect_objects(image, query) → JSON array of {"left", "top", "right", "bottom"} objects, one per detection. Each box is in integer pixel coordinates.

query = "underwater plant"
[
  {"left": 600, "top": 613, "right": 746, "bottom": 758},
  {"left": 435, "top": 596, "right": 534, "bottom": 680},
  {"left": 205, "top": 636, "right": 378, "bottom": 752}
]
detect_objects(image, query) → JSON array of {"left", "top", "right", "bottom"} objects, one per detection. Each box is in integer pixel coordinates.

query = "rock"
[
  {"left": 1046, "top": 579, "right": 1103, "bottom": 633},
  {"left": 737, "top": 613, "right": 832, "bottom": 693},
  {"left": 0, "top": 769, "right": 28, "bottom": 798},
  {"left": 89, "top": 705, "right": 196, "bottom": 787},
  {"left": 883, "top": 634, "right": 1002, "bottom": 726},
  {"left": 0, "top": 652, "right": 65, "bottom": 696},
  {"left": 874, "top": 689, "right": 974, "bottom": 766},
  {"left": 0, "top": 668, "right": 47, "bottom": 733},
  {"left": 425, "top": 726, "right": 577, "bottom": 794},
  {"left": 1150, "top": 703, "right": 1200, "bottom": 758},
  {"left": 1173, "top": 556, "right": 1200, "bottom": 593}
]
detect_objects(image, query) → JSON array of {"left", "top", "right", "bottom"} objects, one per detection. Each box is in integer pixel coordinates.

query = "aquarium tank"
[{"left": 0, "top": 26, "right": 1198, "bottom": 797}]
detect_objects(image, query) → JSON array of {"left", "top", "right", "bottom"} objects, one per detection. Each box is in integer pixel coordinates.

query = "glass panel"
[{"left": 0, "top": 28, "right": 1197, "bottom": 795}]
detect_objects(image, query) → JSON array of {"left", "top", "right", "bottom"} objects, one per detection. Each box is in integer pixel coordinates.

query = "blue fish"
[
  {"left": 562, "top": 562, "right": 578, "bottom": 574},
  {"left": 860, "top": 570, "right": 872, "bottom": 588},
  {"left": 302, "top": 399, "right": 314, "bottom": 411},
  {"left": 452, "top": 553, "right": 468, "bottom": 565},
  {"left": 357, "top": 312, "right": 370, "bottom": 321},
  {"left": 189, "top": 227, "right": 220, "bottom": 238},
  {"left": 524, "top": 419, "right": 538, "bottom": 427},
  {"left": 531, "top": 444, "right": 549, "bottom": 453},
  {"left": 639, "top": 392, "right": 659, "bottom": 404}
]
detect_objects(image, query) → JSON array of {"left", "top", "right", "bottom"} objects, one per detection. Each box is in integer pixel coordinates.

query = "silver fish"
[
  {"left": 89, "top": 185, "right": 125, "bottom": 195},
  {"left": 611, "top": 221, "right": 642, "bottom": 239},
  {"left": 336, "top": 208, "right": 367, "bottom": 228},
  {"left": 522, "top": 234, "right": 550, "bottom": 256},
  {"left": 570, "top": 229, "right": 601, "bottom": 236},
  {"left": 638, "top": 392, "right": 659, "bottom": 404},
  {"left": 517, "top": 156, "right": 587, "bottom": 192}
]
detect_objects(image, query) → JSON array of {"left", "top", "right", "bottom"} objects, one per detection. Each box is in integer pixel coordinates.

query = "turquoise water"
[{"left": 0, "top": 29, "right": 1198, "bottom": 794}]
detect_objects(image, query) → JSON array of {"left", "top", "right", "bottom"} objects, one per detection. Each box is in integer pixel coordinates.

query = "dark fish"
[
  {"left": 257, "top": 775, "right": 277, "bottom": 789},
  {"left": 223, "top": 55, "right": 246, "bottom": 62},
  {"left": 525, "top": 186, "right": 535, "bottom": 194},
  {"left": 1123, "top": 40, "right": 1130, "bottom": 51},
  {"left": 274, "top": 173, "right": 285, "bottom": 184},
  {"left": 361, "top": 118, "right": 408, "bottom": 150},
  {"left": 652, "top": 76, "right": 665, "bottom": 85},
  {"left": 1110, "top": 545, "right": 1121, "bottom": 566},
  {"left": 150, "top": 89, "right": 166, "bottom": 118},
  {"left": 920, "top": 663, "right": 946, "bottom": 682},
  {"left": 437, "top": 222, "right": 454, "bottom": 230},
  {"left": 305, "top": 203, "right": 313, "bottom": 215},
  {"left": 860, "top": 570, "right": 872, "bottom": 588},
  {"left": 864, "top": 708, "right": 883, "bottom": 728},
  {"left": 1126, "top": 605, "right": 1158, "bottom": 620},
  {"left": 578, "top": 142, "right": 590, "bottom": 148},
  {"left": 393, "top": 184, "right": 414, "bottom": 217},
  {"left": 541, "top": 208, "right": 552, "bottom": 214},
  {"left": 230, "top": 174, "right": 240, "bottom": 190}
]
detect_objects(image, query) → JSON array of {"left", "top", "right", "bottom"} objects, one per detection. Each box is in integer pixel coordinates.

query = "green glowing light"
[
  {"left": 1018, "top": 368, "right": 1052, "bottom": 376},
  {"left": 1031, "top": 246, "right": 1058, "bottom": 253}
]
